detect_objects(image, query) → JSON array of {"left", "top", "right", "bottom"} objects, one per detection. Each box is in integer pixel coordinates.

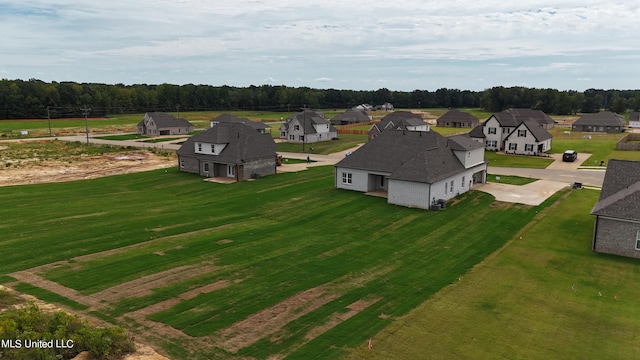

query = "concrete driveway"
[
  {"left": 546, "top": 152, "right": 592, "bottom": 170},
  {"left": 474, "top": 180, "right": 570, "bottom": 206}
]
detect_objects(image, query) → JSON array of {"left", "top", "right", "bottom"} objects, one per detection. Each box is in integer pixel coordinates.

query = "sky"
[{"left": 2, "top": 1, "right": 640, "bottom": 92}]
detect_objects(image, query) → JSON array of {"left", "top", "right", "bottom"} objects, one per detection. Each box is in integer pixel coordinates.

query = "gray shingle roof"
[
  {"left": 335, "top": 130, "right": 469, "bottom": 184},
  {"left": 468, "top": 124, "right": 485, "bottom": 138},
  {"left": 379, "top": 111, "right": 425, "bottom": 129},
  {"left": 488, "top": 108, "right": 554, "bottom": 128},
  {"left": 591, "top": 159, "right": 640, "bottom": 221},
  {"left": 504, "top": 120, "right": 552, "bottom": 142},
  {"left": 211, "top": 113, "right": 269, "bottom": 131},
  {"left": 138, "top": 112, "right": 194, "bottom": 128},
  {"left": 436, "top": 109, "right": 479, "bottom": 125},
  {"left": 330, "top": 109, "right": 370, "bottom": 124},
  {"left": 630, "top": 112, "right": 639, "bottom": 122},
  {"left": 177, "top": 123, "right": 275, "bottom": 164},
  {"left": 574, "top": 111, "right": 625, "bottom": 127},
  {"left": 282, "top": 110, "right": 334, "bottom": 134}
]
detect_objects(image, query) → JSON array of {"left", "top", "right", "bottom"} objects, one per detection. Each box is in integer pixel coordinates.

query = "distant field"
[
  {"left": 347, "top": 188, "right": 640, "bottom": 359},
  {"left": 276, "top": 134, "right": 367, "bottom": 155},
  {"left": 0, "top": 166, "right": 549, "bottom": 359}
]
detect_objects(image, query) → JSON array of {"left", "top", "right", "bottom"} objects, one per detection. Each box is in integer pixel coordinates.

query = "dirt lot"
[{"left": 0, "top": 147, "right": 176, "bottom": 187}]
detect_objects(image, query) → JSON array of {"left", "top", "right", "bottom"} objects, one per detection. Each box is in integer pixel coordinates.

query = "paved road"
[
  {"left": 10, "top": 134, "right": 606, "bottom": 188},
  {"left": 488, "top": 166, "right": 605, "bottom": 188}
]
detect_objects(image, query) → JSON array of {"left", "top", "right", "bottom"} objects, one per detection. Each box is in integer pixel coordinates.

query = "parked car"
[{"left": 562, "top": 150, "right": 578, "bottom": 162}]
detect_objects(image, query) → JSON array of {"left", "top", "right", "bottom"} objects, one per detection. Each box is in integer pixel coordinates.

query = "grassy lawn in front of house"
[{"left": 484, "top": 151, "right": 554, "bottom": 168}]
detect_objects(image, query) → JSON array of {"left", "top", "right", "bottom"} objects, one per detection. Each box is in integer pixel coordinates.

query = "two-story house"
[{"left": 279, "top": 110, "right": 337, "bottom": 143}]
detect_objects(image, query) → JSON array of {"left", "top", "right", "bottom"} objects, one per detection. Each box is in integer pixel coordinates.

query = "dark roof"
[
  {"left": 574, "top": 111, "right": 625, "bottom": 127},
  {"left": 468, "top": 124, "right": 485, "bottom": 138},
  {"left": 448, "top": 134, "right": 484, "bottom": 151},
  {"left": 335, "top": 130, "right": 469, "bottom": 184},
  {"left": 211, "top": 113, "right": 269, "bottom": 131},
  {"left": 330, "top": 109, "right": 370, "bottom": 124},
  {"left": 436, "top": 109, "right": 479, "bottom": 125},
  {"left": 505, "top": 120, "right": 552, "bottom": 142},
  {"left": 282, "top": 110, "right": 335, "bottom": 134},
  {"left": 378, "top": 111, "right": 425, "bottom": 129},
  {"left": 488, "top": 108, "right": 554, "bottom": 128},
  {"left": 138, "top": 112, "right": 194, "bottom": 128},
  {"left": 177, "top": 123, "right": 275, "bottom": 163},
  {"left": 630, "top": 112, "right": 639, "bottom": 122},
  {"left": 591, "top": 160, "right": 640, "bottom": 221},
  {"left": 504, "top": 108, "right": 555, "bottom": 125}
]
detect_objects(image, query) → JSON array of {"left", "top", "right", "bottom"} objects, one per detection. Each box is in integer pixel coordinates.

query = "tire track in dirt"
[
  {"left": 10, "top": 271, "right": 102, "bottom": 308},
  {"left": 213, "top": 265, "right": 394, "bottom": 354}
]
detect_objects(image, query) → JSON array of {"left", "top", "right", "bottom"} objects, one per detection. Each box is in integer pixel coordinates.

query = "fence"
[
  {"left": 616, "top": 133, "right": 640, "bottom": 150},
  {"left": 335, "top": 122, "right": 374, "bottom": 135}
]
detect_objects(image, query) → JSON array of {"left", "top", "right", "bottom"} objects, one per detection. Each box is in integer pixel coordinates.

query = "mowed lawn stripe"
[{"left": 0, "top": 166, "right": 555, "bottom": 359}]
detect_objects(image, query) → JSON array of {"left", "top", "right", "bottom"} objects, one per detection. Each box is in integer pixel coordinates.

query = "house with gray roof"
[
  {"left": 572, "top": 111, "right": 625, "bottom": 133},
  {"left": 137, "top": 112, "right": 195, "bottom": 136},
  {"left": 279, "top": 109, "right": 337, "bottom": 143},
  {"left": 210, "top": 114, "right": 270, "bottom": 134},
  {"left": 469, "top": 109, "right": 553, "bottom": 153},
  {"left": 436, "top": 109, "right": 479, "bottom": 128},
  {"left": 177, "top": 122, "right": 276, "bottom": 181},
  {"left": 591, "top": 159, "right": 640, "bottom": 258},
  {"left": 335, "top": 130, "right": 487, "bottom": 210},
  {"left": 503, "top": 120, "right": 553, "bottom": 155},
  {"left": 502, "top": 108, "right": 555, "bottom": 129},
  {"left": 368, "top": 111, "right": 429, "bottom": 140},
  {"left": 330, "top": 109, "right": 372, "bottom": 125},
  {"left": 630, "top": 112, "right": 640, "bottom": 129}
]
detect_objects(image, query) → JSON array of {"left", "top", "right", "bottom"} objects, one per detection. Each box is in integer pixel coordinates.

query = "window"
[
  {"left": 525, "top": 144, "right": 534, "bottom": 152},
  {"left": 486, "top": 140, "right": 497, "bottom": 148},
  {"left": 180, "top": 159, "right": 184, "bottom": 168},
  {"left": 299, "top": 135, "right": 304, "bottom": 141},
  {"left": 211, "top": 144, "right": 215, "bottom": 153},
  {"left": 197, "top": 143, "right": 202, "bottom": 152},
  {"left": 341, "top": 172, "right": 352, "bottom": 184},
  {"left": 281, "top": 131, "right": 286, "bottom": 137},
  {"left": 462, "top": 176, "right": 465, "bottom": 187},
  {"left": 508, "top": 143, "right": 517, "bottom": 151},
  {"left": 636, "top": 231, "right": 640, "bottom": 250},
  {"left": 450, "top": 180, "right": 454, "bottom": 193},
  {"left": 518, "top": 129, "right": 527, "bottom": 137},
  {"left": 203, "top": 163, "right": 209, "bottom": 172},
  {"left": 444, "top": 183, "right": 447, "bottom": 195},
  {"left": 488, "top": 127, "right": 497, "bottom": 134},
  {"left": 503, "top": 127, "right": 510, "bottom": 134},
  {"left": 294, "top": 125, "right": 300, "bottom": 131},
  {"left": 289, "top": 135, "right": 295, "bottom": 140}
]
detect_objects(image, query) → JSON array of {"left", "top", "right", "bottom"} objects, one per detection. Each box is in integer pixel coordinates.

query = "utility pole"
[
  {"left": 81, "top": 106, "right": 91, "bottom": 144},
  {"left": 302, "top": 105, "right": 306, "bottom": 153},
  {"left": 47, "top": 106, "right": 51, "bottom": 137}
]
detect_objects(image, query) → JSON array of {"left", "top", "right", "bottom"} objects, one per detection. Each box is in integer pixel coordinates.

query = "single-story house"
[
  {"left": 628, "top": 112, "right": 640, "bottom": 128},
  {"left": 137, "top": 112, "right": 195, "bottom": 136},
  {"left": 279, "top": 109, "right": 338, "bottom": 143},
  {"left": 436, "top": 109, "right": 479, "bottom": 128},
  {"left": 503, "top": 120, "right": 553, "bottom": 155},
  {"left": 330, "top": 109, "right": 372, "bottom": 125},
  {"left": 210, "top": 113, "right": 270, "bottom": 134},
  {"left": 368, "top": 111, "right": 429, "bottom": 140},
  {"left": 572, "top": 111, "right": 625, "bottom": 133},
  {"left": 335, "top": 130, "right": 487, "bottom": 210},
  {"left": 591, "top": 159, "right": 640, "bottom": 258},
  {"left": 177, "top": 122, "right": 276, "bottom": 181},
  {"left": 469, "top": 109, "right": 553, "bottom": 153}
]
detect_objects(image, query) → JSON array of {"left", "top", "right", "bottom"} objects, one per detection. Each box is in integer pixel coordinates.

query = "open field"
[
  {"left": 276, "top": 134, "right": 367, "bottom": 155},
  {"left": 0, "top": 165, "right": 551, "bottom": 359},
  {"left": 347, "top": 188, "right": 640, "bottom": 359}
]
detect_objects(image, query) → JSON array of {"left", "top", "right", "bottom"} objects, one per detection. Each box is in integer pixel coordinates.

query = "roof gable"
[
  {"left": 141, "top": 112, "right": 194, "bottom": 128},
  {"left": 335, "top": 130, "right": 468, "bottom": 184},
  {"left": 591, "top": 159, "right": 640, "bottom": 221},
  {"left": 437, "top": 109, "right": 479, "bottom": 124},
  {"left": 504, "top": 120, "right": 552, "bottom": 142}
]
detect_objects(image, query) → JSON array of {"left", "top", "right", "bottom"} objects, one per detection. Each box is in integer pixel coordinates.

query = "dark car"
[{"left": 562, "top": 150, "right": 578, "bottom": 162}]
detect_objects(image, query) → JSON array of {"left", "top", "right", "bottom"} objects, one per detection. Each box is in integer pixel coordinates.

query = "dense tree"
[{"left": 0, "top": 78, "right": 638, "bottom": 119}]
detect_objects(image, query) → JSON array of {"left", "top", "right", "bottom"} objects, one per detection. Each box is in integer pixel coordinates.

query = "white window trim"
[{"left": 635, "top": 230, "right": 640, "bottom": 250}]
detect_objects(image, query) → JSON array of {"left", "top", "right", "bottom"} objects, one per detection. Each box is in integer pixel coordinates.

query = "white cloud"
[{"left": 1, "top": 1, "right": 640, "bottom": 90}]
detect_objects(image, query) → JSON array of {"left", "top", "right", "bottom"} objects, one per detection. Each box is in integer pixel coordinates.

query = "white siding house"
[
  {"left": 335, "top": 131, "right": 487, "bottom": 210},
  {"left": 503, "top": 121, "right": 553, "bottom": 155}
]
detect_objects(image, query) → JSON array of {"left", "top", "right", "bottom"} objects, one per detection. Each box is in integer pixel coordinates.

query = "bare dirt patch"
[{"left": 0, "top": 149, "right": 175, "bottom": 186}]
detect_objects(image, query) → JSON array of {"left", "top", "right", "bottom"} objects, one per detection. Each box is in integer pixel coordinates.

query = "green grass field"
[
  {"left": 486, "top": 174, "right": 537, "bottom": 185},
  {"left": 0, "top": 165, "right": 550, "bottom": 359},
  {"left": 346, "top": 188, "right": 640, "bottom": 359},
  {"left": 276, "top": 134, "right": 367, "bottom": 155}
]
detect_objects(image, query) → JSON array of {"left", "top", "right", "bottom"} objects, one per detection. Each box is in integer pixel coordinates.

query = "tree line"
[{"left": 1, "top": 78, "right": 639, "bottom": 119}]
